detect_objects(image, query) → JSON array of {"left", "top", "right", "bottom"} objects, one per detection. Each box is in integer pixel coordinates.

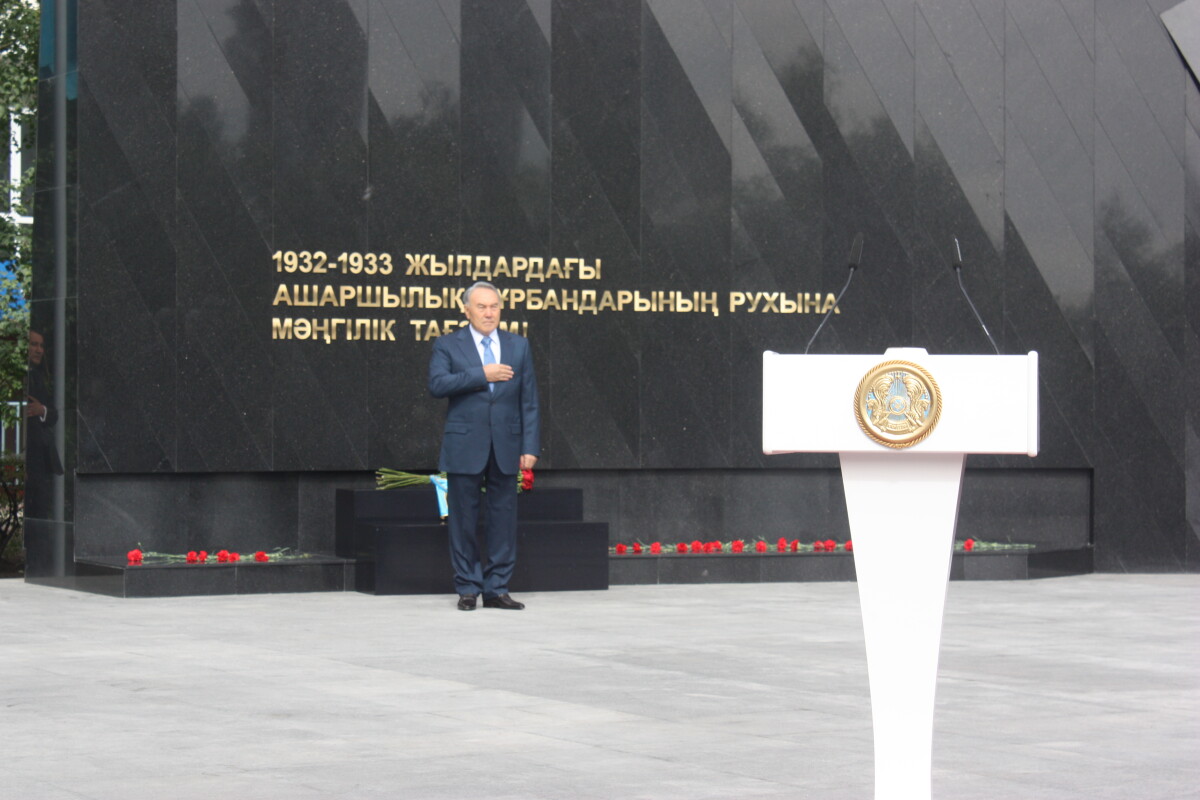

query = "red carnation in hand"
[
  {"left": 127, "top": 549, "right": 143, "bottom": 566},
  {"left": 813, "top": 540, "right": 825, "bottom": 552},
  {"left": 186, "top": 551, "right": 199, "bottom": 563},
  {"left": 254, "top": 551, "right": 269, "bottom": 562},
  {"left": 964, "top": 538, "right": 975, "bottom": 551},
  {"left": 632, "top": 542, "right": 643, "bottom": 555},
  {"left": 650, "top": 542, "right": 662, "bottom": 554},
  {"left": 519, "top": 468, "right": 535, "bottom": 492},
  {"left": 755, "top": 540, "right": 768, "bottom": 553},
  {"left": 676, "top": 542, "right": 688, "bottom": 553},
  {"left": 615, "top": 543, "right": 628, "bottom": 555},
  {"left": 731, "top": 540, "right": 745, "bottom": 553}
]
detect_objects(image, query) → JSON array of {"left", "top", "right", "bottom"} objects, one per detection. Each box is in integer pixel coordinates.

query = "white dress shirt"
[{"left": 469, "top": 325, "right": 500, "bottom": 366}]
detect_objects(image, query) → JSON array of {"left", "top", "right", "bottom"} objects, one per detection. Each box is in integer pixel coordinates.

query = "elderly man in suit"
[{"left": 429, "top": 281, "right": 540, "bottom": 611}]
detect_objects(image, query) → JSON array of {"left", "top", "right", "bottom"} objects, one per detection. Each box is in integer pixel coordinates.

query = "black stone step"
[
  {"left": 609, "top": 546, "right": 1094, "bottom": 585},
  {"left": 355, "top": 520, "right": 609, "bottom": 595},
  {"left": 64, "top": 555, "right": 354, "bottom": 598},
  {"left": 336, "top": 487, "right": 584, "bottom": 557}
]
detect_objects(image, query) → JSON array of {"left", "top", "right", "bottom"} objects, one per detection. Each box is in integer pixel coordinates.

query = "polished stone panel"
[
  {"left": 75, "top": 191, "right": 177, "bottom": 473},
  {"left": 29, "top": 185, "right": 75, "bottom": 302},
  {"left": 827, "top": 0, "right": 915, "bottom": 156},
  {"left": 367, "top": 0, "right": 461, "bottom": 256},
  {"left": 268, "top": 0, "right": 371, "bottom": 472},
  {"left": 545, "top": 0, "right": 642, "bottom": 469},
  {"left": 546, "top": 468, "right": 1091, "bottom": 554},
  {"left": 1091, "top": 330, "right": 1187, "bottom": 570},
  {"left": 35, "top": 1, "right": 1200, "bottom": 577},
  {"left": 1089, "top": 9, "right": 1188, "bottom": 569},
  {"left": 1187, "top": 76, "right": 1200, "bottom": 567},
  {"left": 76, "top": 8, "right": 176, "bottom": 245},
  {"left": 912, "top": 120, "right": 1004, "bottom": 357},
  {"left": 958, "top": 469, "right": 1091, "bottom": 550},
  {"left": 997, "top": 221, "right": 1094, "bottom": 470},
  {"left": 74, "top": 473, "right": 305, "bottom": 560},
  {"left": 460, "top": 0, "right": 552, "bottom": 254},
  {"left": 174, "top": 10, "right": 276, "bottom": 470},
  {"left": 300, "top": 472, "right": 374, "bottom": 555},
  {"left": 640, "top": 4, "right": 733, "bottom": 468},
  {"left": 731, "top": 5, "right": 824, "bottom": 281}
]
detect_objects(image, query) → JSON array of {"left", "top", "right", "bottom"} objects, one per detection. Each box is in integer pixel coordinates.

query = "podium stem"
[{"left": 840, "top": 451, "right": 965, "bottom": 800}]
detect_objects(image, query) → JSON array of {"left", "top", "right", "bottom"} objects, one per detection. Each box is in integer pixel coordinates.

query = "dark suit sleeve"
[
  {"left": 520, "top": 340, "right": 540, "bottom": 456},
  {"left": 28, "top": 370, "right": 58, "bottom": 428},
  {"left": 428, "top": 335, "right": 487, "bottom": 399}
]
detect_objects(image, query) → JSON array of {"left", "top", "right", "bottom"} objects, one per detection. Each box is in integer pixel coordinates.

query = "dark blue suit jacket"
[{"left": 428, "top": 326, "right": 540, "bottom": 475}]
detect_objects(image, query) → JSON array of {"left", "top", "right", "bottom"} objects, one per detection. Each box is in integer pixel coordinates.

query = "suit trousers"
[{"left": 446, "top": 445, "right": 518, "bottom": 597}]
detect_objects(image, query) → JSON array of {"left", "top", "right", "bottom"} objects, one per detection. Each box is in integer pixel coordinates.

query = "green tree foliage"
[
  {"left": 0, "top": 0, "right": 38, "bottom": 569},
  {"left": 0, "top": 0, "right": 39, "bottom": 133},
  {"left": 0, "top": 0, "right": 38, "bottom": 430}
]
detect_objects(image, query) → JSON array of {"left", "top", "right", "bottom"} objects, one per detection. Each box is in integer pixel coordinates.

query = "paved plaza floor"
[{"left": 2, "top": 574, "right": 1197, "bottom": 799}]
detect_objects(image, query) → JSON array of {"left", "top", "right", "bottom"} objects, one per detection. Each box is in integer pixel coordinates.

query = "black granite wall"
[{"left": 28, "top": 0, "right": 1199, "bottom": 575}]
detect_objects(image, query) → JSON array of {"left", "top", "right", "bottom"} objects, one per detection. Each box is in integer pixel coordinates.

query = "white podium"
[{"left": 763, "top": 348, "right": 1038, "bottom": 800}]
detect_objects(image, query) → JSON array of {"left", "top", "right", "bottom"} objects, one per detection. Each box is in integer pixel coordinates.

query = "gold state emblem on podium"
[{"left": 854, "top": 360, "right": 943, "bottom": 448}]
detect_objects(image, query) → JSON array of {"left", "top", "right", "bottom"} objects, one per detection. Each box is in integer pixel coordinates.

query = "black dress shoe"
[
  {"left": 457, "top": 594, "right": 477, "bottom": 611},
  {"left": 483, "top": 593, "right": 525, "bottom": 610}
]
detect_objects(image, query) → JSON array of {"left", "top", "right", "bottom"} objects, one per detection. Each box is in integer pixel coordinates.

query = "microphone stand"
[
  {"left": 804, "top": 234, "right": 863, "bottom": 355},
  {"left": 952, "top": 238, "right": 1000, "bottom": 355}
]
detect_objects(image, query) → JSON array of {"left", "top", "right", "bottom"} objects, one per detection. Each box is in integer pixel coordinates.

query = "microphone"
[
  {"left": 804, "top": 233, "right": 863, "bottom": 354},
  {"left": 952, "top": 237, "right": 1000, "bottom": 355}
]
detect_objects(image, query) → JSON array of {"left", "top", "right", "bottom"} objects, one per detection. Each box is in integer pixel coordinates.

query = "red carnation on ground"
[
  {"left": 776, "top": 537, "right": 787, "bottom": 552},
  {"left": 731, "top": 540, "right": 745, "bottom": 553},
  {"left": 845, "top": 540, "right": 853, "bottom": 552},
  {"left": 813, "top": 540, "right": 825, "bottom": 552},
  {"left": 650, "top": 542, "right": 662, "bottom": 554},
  {"left": 198, "top": 550, "right": 208, "bottom": 563},
  {"left": 126, "top": 549, "right": 143, "bottom": 566},
  {"left": 824, "top": 539, "right": 836, "bottom": 551},
  {"left": 230, "top": 552, "right": 241, "bottom": 562},
  {"left": 216, "top": 550, "right": 231, "bottom": 563},
  {"left": 186, "top": 551, "right": 199, "bottom": 563},
  {"left": 755, "top": 540, "right": 768, "bottom": 553},
  {"left": 690, "top": 540, "right": 704, "bottom": 553},
  {"left": 676, "top": 542, "right": 688, "bottom": 553},
  {"left": 964, "top": 538, "right": 975, "bottom": 551},
  {"left": 632, "top": 542, "right": 643, "bottom": 555},
  {"left": 254, "top": 551, "right": 269, "bottom": 562},
  {"left": 790, "top": 540, "right": 800, "bottom": 552},
  {"left": 615, "top": 543, "right": 628, "bottom": 555}
]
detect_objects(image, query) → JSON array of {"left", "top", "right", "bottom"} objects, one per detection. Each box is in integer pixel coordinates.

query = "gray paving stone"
[{"left": 1, "top": 575, "right": 1196, "bottom": 799}]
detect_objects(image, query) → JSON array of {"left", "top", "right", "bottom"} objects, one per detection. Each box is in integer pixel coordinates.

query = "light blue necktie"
[{"left": 481, "top": 336, "right": 495, "bottom": 392}]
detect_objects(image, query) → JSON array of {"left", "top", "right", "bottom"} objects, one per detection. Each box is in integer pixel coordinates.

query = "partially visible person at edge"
[
  {"left": 428, "top": 281, "right": 540, "bottom": 611},
  {"left": 25, "top": 329, "right": 63, "bottom": 519}
]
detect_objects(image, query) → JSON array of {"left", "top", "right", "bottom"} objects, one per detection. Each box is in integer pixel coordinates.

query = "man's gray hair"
[{"left": 463, "top": 280, "right": 501, "bottom": 305}]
